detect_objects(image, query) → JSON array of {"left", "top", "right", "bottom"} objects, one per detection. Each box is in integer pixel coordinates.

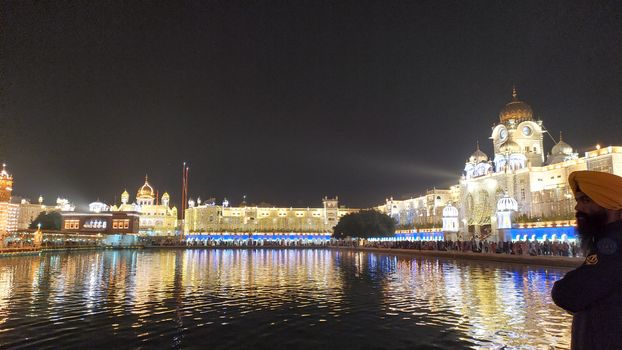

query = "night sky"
[{"left": 1, "top": 1, "right": 622, "bottom": 209}]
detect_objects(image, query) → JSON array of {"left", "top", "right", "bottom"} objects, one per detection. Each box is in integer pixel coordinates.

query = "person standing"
[{"left": 552, "top": 171, "right": 622, "bottom": 349}]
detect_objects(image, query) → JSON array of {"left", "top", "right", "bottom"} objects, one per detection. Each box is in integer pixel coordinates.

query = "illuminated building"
[
  {"left": 55, "top": 197, "right": 76, "bottom": 211},
  {"left": 375, "top": 188, "right": 459, "bottom": 229},
  {"left": 184, "top": 197, "right": 355, "bottom": 240},
  {"left": 61, "top": 211, "right": 140, "bottom": 235},
  {"left": 15, "top": 195, "right": 78, "bottom": 230},
  {"left": 0, "top": 164, "right": 19, "bottom": 235},
  {"left": 442, "top": 203, "right": 459, "bottom": 233},
  {"left": 0, "top": 164, "right": 12, "bottom": 202},
  {"left": 378, "top": 88, "right": 622, "bottom": 241},
  {"left": 16, "top": 196, "right": 49, "bottom": 230},
  {"left": 111, "top": 176, "right": 178, "bottom": 236}
]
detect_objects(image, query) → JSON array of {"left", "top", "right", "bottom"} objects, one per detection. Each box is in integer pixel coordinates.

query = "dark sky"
[{"left": 1, "top": 1, "right": 622, "bottom": 209}]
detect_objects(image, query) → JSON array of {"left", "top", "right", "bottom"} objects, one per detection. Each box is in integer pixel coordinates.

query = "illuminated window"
[{"left": 64, "top": 219, "right": 80, "bottom": 229}]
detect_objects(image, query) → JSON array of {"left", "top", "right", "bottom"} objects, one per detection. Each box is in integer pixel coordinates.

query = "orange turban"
[{"left": 568, "top": 171, "right": 622, "bottom": 210}]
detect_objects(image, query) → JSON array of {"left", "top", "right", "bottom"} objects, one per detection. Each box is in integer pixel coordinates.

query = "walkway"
[{"left": 331, "top": 246, "right": 583, "bottom": 268}]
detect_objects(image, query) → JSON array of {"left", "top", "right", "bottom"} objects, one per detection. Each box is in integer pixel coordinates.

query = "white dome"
[
  {"left": 551, "top": 132, "right": 573, "bottom": 155},
  {"left": 497, "top": 195, "right": 518, "bottom": 211},
  {"left": 469, "top": 148, "right": 488, "bottom": 163},
  {"left": 89, "top": 201, "right": 109, "bottom": 213},
  {"left": 442, "top": 204, "right": 459, "bottom": 217}
]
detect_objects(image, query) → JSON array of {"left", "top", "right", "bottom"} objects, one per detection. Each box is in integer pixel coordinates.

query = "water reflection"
[
  {"left": 369, "top": 253, "right": 572, "bottom": 348},
  {"left": 0, "top": 249, "right": 571, "bottom": 349}
]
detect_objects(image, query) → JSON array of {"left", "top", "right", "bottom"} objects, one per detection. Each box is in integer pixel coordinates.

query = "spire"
[
  {"left": 145, "top": 174, "right": 149, "bottom": 182},
  {"left": 559, "top": 131, "right": 563, "bottom": 142},
  {"left": 476, "top": 140, "right": 480, "bottom": 151},
  {"left": 512, "top": 85, "right": 517, "bottom": 99},
  {"left": 0, "top": 163, "right": 10, "bottom": 178}
]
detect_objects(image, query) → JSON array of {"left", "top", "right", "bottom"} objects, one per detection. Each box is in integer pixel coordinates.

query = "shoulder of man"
[{"left": 583, "top": 237, "right": 622, "bottom": 266}]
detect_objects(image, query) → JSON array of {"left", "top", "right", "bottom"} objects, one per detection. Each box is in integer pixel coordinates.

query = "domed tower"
[
  {"left": 161, "top": 192, "right": 170, "bottom": 207},
  {"left": 496, "top": 193, "right": 518, "bottom": 230},
  {"left": 469, "top": 141, "right": 488, "bottom": 163},
  {"left": 0, "top": 163, "right": 14, "bottom": 203},
  {"left": 491, "top": 87, "right": 545, "bottom": 168},
  {"left": 464, "top": 142, "right": 492, "bottom": 179},
  {"left": 547, "top": 132, "right": 577, "bottom": 164},
  {"left": 136, "top": 175, "right": 155, "bottom": 206},
  {"left": 442, "top": 203, "right": 460, "bottom": 234},
  {"left": 498, "top": 87, "right": 533, "bottom": 124},
  {"left": 494, "top": 140, "right": 527, "bottom": 171},
  {"left": 121, "top": 189, "right": 129, "bottom": 204}
]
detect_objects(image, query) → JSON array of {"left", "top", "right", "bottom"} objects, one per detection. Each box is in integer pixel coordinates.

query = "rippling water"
[{"left": 0, "top": 249, "right": 571, "bottom": 349}]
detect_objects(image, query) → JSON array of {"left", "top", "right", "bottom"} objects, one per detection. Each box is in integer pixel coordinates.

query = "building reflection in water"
[
  {"left": 367, "top": 253, "right": 572, "bottom": 349},
  {"left": 0, "top": 250, "right": 571, "bottom": 348}
]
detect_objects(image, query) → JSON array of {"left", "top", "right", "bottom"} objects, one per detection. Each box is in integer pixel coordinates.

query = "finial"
[
  {"left": 512, "top": 85, "right": 517, "bottom": 99},
  {"left": 476, "top": 140, "right": 480, "bottom": 151},
  {"left": 145, "top": 174, "right": 149, "bottom": 182},
  {"left": 559, "top": 131, "right": 563, "bottom": 142}
]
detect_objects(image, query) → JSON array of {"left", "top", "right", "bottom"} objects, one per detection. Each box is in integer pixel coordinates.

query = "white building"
[
  {"left": 184, "top": 197, "right": 355, "bottom": 235},
  {"left": 379, "top": 88, "right": 622, "bottom": 241}
]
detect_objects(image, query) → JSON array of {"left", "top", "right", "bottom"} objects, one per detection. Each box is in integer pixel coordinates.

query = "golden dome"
[
  {"left": 137, "top": 175, "right": 154, "bottom": 198},
  {"left": 499, "top": 87, "right": 533, "bottom": 124}
]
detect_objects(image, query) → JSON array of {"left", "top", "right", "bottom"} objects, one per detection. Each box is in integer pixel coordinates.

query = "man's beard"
[{"left": 576, "top": 210, "right": 608, "bottom": 253}]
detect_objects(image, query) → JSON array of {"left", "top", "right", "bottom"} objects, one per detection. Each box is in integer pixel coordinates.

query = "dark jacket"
[{"left": 551, "top": 221, "right": 622, "bottom": 350}]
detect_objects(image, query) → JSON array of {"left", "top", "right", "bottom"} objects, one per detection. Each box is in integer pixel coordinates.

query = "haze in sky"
[{"left": 1, "top": 1, "right": 621, "bottom": 208}]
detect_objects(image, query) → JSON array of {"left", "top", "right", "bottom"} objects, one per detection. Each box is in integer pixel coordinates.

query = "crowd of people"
[
  {"left": 144, "top": 237, "right": 333, "bottom": 248},
  {"left": 144, "top": 237, "right": 582, "bottom": 258},
  {"left": 361, "top": 239, "right": 582, "bottom": 257}
]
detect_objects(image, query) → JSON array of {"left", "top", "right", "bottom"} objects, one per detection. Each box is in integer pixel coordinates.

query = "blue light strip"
[
  {"left": 185, "top": 233, "right": 332, "bottom": 241},
  {"left": 507, "top": 226, "right": 577, "bottom": 242},
  {"left": 368, "top": 231, "right": 445, "bottom": 241}
]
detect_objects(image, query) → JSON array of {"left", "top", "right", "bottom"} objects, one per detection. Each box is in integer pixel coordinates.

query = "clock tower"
[
  {"left": 0, "top": 164, "right": 13, "bottom": 203},
  {"left": 491, "top": 88, "right": 545, "bottom": 167}
]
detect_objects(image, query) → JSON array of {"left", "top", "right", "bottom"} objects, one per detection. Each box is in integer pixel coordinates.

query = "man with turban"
[{"left": 552, "top": 171, "right": 622, "bottom": 349}]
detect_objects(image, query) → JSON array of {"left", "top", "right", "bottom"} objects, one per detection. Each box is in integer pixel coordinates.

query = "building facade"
[
  {"left": 184, "top": 197, "right": 356, "bottom": 237},
  {"left": 61, "top": 211, "right": 140, "bottom": 235},
  {"left": 111, "top": 176, "right": 178, "bottom": 236},
  {"left": 0, "top": 164, "right": 19, "bottom": 235},
  {"left": 378, "top": 88, "right": 622, "bottom": 242},
  {"left": 374, "top": 188, "right": 459, "bottom": 229}
]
